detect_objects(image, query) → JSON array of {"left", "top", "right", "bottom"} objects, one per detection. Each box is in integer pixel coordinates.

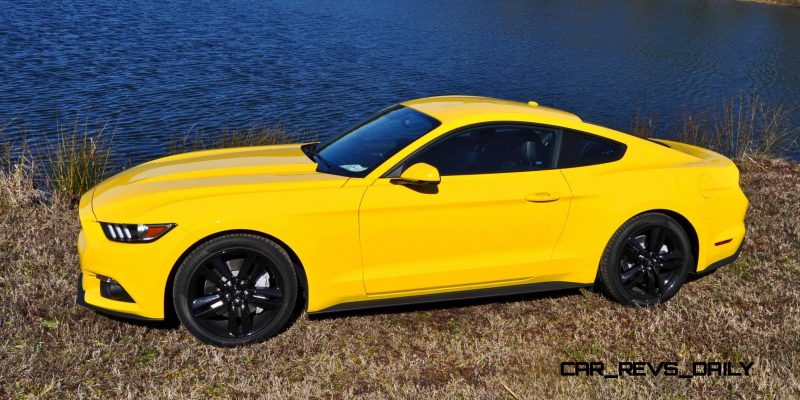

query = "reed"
[
  {"left": 168, "top": 123, "right": 304, "bottom": 155},
  {"left": 0, "top": 125, "right": 39, "bottom": 213},
  {"left": 738, "top": 0, "right": 800, "bottom": 6},
  {"left": 677, "top": 94, "right": 798, "bottom": 158},
  {"left": 0, "top": 140, "right": 11, "bottom": 173},
  {"left": 45, "top": 121, "right": 113, "bottom": 200},
  {"left": 631, "top": 94, "right": 798, "bottom": 159},
  {"left": 0, "top": 153, "right": 39, "bottom": 215},
  {"left": 4, "top": 122, "right": 305, "bottom": 200},
  {"left": 629, "top": 109, "right": 655, "bottom": 139}
]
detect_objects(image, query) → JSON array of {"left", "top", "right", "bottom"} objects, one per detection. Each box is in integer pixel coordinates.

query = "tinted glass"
[
  {"left": 399, "top": 125, "right": 558, "bottom": 176},
  {"left": 314, "top": 106, "right": 440, "bottom": 177},
  {"left": 557, "top": 130, "right": 626, "bottom": 168}
]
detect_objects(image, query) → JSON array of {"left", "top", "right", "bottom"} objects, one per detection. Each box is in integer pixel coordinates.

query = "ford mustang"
[{"left": 76, "top": 96, "right": 747, "bottom": 346}]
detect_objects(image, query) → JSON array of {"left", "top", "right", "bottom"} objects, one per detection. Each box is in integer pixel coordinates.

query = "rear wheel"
[
  {"left": 173, "top": 234, "right": 298, "bottom": 346},
  {"left": 598, "top": 213, "right": 693, "bottom": 306}
]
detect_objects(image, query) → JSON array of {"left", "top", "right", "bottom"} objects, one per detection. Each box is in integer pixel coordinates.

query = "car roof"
[{"left": 401, "top": 95, "right": 582, "bottom": 125}]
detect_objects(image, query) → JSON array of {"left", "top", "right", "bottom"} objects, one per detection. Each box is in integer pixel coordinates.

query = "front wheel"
[
  {"left": 598, "top": 213, "right": 693, "bottom": 306},
  {"left": 173, "top": 234, "right": 298, "bottom": 346}
]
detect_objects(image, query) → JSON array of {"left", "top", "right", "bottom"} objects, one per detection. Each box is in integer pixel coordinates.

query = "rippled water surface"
[{"left": 2, "top": 0, "right": 799, "bottom": 162}]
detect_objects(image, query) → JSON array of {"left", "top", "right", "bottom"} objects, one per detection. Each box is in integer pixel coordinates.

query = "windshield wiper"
[
  {"left": 301, "top": 142, "right": 318, "bottom": 161},
  {"left": 314, "top": 153, "right": 334, "bottom": 171},
  {"left": 301, "top": 142, "right": 337, "bottom": 172}
]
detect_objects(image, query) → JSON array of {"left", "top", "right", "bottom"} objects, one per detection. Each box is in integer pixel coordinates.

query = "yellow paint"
[
  {"left": 77, "top": 96, "right": 748, "bottom": 319},
  {"left": 395, "top": 162, "right": 440, "bottom": 184}
]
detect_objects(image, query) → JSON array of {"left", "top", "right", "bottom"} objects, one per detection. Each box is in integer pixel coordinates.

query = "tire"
[
  {"left": 597, "top": 213, "right": 693, "bottom": 306},
  {"left": 173, "top": 234, "right": 298, "bottom": 346}
]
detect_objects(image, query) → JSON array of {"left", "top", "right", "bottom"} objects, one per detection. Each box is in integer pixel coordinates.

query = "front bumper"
[
  {"left": 77, "top": 221, "right": 180, "bottom": 320},
  {"left": 76, "top": 273, "right": 161, "bottom": 321}
]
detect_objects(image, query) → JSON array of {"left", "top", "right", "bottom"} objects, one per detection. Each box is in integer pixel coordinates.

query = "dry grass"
[
  {"left": 168, "top": 124, "right": 309, "bottom": 155},
  {"left": 45, "top": 123, "right": 113, "bottom": 200},
  {"left": 1, "top": 122, "right": 308, "bottom": 201},
  {"left": 1, "top": 152, "right": 799, "bottom": 398},
  {"left": 738, "top": 0, "right": 800, "bottom": 6},
  {"left": 631, "top": 95, "right": 798, "bottom": 159}
]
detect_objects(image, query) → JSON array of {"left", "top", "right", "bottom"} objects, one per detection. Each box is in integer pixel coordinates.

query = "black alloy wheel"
[
  {"left": 598, "top": 213, "right": 693, "bottom": 306},
  {"left": 174, "top": 234, "right": 298, "bottom": 346}
]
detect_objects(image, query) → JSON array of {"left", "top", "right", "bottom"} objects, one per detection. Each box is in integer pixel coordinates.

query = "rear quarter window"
[{"left": 557, "top": 130, "right": 626, "bottom": 168}]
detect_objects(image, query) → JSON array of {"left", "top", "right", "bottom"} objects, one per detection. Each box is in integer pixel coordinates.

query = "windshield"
[{"left": 310, "top": 105, "right": 440, "bottom": 177}]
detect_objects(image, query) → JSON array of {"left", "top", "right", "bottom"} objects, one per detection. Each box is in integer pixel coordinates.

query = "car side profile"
[{"left": 76, "top": 96, "right": 748, "bottom": 346}]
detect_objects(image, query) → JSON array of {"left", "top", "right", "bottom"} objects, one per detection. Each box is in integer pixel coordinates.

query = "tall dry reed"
[
  {"left": 45, "top": 122, "right": 113, "bottom": 200},
  {"left": 168, "top": 124, "right": 304, "bottom": 155},
  {"left": 631, "top": 94, "right": 798, "bottom": 159}
]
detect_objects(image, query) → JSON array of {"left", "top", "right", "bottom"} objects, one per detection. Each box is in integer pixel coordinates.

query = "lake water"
[{"left": 2, "top": 0, "right": 799, "bottom": 163}]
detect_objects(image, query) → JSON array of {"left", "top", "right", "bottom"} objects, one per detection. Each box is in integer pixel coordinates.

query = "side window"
[
  {"left": 557, "top": 130, "right": 626, "bottom": 168},
  {"left": 398, "top": 125, "right": 559, "bottom": 176}
]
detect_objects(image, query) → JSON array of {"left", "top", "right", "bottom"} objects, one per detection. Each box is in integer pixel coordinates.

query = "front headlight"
[{"left": 100, "top": 223, "right": 176, "bottom": 243}]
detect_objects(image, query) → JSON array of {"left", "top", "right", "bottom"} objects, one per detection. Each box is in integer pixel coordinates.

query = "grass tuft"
[
  {"left": 0, "top": 156, "right": 40, "bottom": 215},
  {"left": 45, "top": 121, "right": 113, "bottom": 200}
]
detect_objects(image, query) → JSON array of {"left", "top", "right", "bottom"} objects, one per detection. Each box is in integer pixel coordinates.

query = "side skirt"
[{"left": 309, "top": 281, "right": 592, "bottom": 315}]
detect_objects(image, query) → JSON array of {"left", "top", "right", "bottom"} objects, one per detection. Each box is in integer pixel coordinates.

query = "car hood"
[{"left": 88, "top": 144, "right": 348, "bottom": 221}]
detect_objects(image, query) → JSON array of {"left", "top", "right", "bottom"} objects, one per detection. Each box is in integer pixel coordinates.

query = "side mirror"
[{"left": 391, "top": 163, "right": 440, "bottom": 186}]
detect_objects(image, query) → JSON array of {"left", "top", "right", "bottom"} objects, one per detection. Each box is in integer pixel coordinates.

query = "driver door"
[{"left": 358, "top": 124, "right": 572, "bottom": 294}]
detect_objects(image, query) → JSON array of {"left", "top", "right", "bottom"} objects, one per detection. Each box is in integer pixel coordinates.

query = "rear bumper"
[{"left": 695, "top": 239, "right": 744, "bottom": 277}]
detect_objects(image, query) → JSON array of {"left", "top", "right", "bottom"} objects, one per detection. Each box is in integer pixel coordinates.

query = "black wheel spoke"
[
  {"left": 249, "top": 297, "right": 281, "bottom": 308},
  {"left": 252, "top": 287, "right": 282, "bottom": 300},
  {"left": 656, "top": 250, "right": 683, "bottom": 262},
  {"left": 228, "top": 305, "right": 240, "bottom": 336},
  {"left": 645, "top": 270, "right": 658, "bottom": 296},
  {"left": 655, "top": 274, "right": 667, "bottom": 294},
  {"left": 657, "top": 250, "right": 683, "bottom": 271},
  {"left": 648, "top": 227, "right": 666, "bottom": 252},
  {"left": 194, "top": 306, "right": 222, "bottom": 319},
  {"left": 659, "top": 260, "right": 683, "bottom": 271},
  {"left": 625, "top": 238, "right": 646, "bottom": 255},
  {"left": 209, "top": 257, "right": 234, "bottom": 280},
  {"left": 192, "top": 292, "right": 222, "bottom": 310},
  {"left": 199, "top": 266, "right": 225, "bottom": 288},
  {"left": 621, "top": 267, "right": 645, "bottom": 288},
  {"left": 249, "top": 287, "right": 283, "bottom": 308},
  {"left": 192, "top": 293, "right": 224, "bottom": 318},
  {"left": 200, "top": 257, "right": 234, "bottom": 288},
  {"left": 240, "top": 304, "right": 252, "bottom": 334},
  {"left": 237, "top": 253, "right": 258, "bottom": 285}
]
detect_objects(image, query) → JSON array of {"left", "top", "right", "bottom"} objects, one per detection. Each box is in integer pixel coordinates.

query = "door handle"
[{"left": 525, "top": 192, "right": 561, "bottom": 203}]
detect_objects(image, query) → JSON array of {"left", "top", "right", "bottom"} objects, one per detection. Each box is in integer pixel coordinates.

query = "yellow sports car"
[{"left": 77, "top": 96, "right": 747, "bottom": 346}]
